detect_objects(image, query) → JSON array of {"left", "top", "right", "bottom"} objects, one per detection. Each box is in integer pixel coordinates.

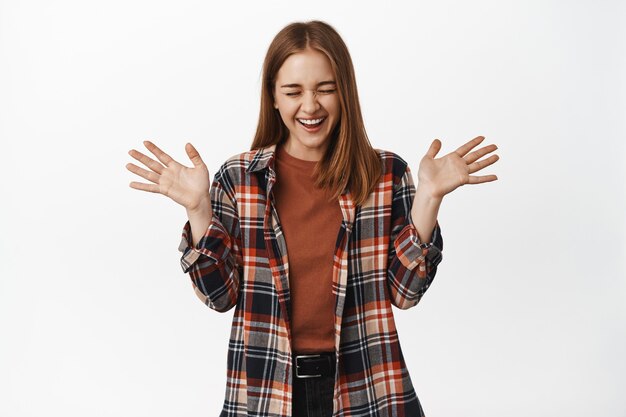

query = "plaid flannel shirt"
[{"left": 178, "top": 142, "right": 443, "bottom": 417}]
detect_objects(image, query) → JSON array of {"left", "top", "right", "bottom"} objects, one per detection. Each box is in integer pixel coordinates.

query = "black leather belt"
[{"left": 293, "top": 352, "right": 336, "bottom": 379}]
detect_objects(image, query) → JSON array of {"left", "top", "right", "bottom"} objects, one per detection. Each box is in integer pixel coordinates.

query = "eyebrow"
[{"left": 279, "top": 80, "right": 336, "bottom": 88}]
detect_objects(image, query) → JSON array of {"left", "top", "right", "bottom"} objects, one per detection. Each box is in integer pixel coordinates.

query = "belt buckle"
[{"left": 295, "top": 354, "right": 322, "bottom": 378}]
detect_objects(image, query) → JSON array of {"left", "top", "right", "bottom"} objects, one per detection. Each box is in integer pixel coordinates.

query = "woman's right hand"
[{"left": 126, "top": 140, "right": 211, "bottom": 212}]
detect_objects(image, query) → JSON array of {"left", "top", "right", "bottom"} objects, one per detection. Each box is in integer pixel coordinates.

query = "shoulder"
[
  {"left": 373, "top": 148, "right": 411, "bottom": 185},
  {"left": 213, "top": 147, "right": 263, "bottom": 178},
  {"left": 219, "top": 148, "right": 259, "bottom": 172},
  {"left": 211, "top": 148, "right": 262, "bottom": 196}
]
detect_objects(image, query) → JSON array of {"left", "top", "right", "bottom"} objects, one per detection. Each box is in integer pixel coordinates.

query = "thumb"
[
  {"left": 185, "top": 142, "right": 205, "bottom": 168},
  {"left": 426, "top": 139, "right": 442, "bottom": 159}
]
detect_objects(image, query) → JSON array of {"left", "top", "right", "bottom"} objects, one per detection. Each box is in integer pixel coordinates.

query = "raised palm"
[
  {"left": 126, "top": 140, "right": 210, "bottom": 211},
  {"left": 417, "top": 136, "right": 499, "bottom": 199}
]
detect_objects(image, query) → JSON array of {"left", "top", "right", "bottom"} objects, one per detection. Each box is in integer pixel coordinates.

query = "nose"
[{"left": 300, "top": 90, "right": 320, "bottom": 114}]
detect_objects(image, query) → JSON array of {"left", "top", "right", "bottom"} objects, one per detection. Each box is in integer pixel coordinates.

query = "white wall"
[{"left": 1, "top": 0, "right": 624, "bottom": 415}]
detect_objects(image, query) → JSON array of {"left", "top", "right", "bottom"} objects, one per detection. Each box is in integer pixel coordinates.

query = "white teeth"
[{"left": 298, "top": 117, "right": 325, "bottom": 125}]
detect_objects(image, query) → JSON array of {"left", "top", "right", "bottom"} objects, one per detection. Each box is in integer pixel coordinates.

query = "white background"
[{"left": 1, "top": 0, "right": 625, "bottom": 416}]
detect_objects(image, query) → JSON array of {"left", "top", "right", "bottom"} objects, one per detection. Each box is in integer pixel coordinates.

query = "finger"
[
  {"left": 143, "top": 140, "right": 176, "bottom": 167},
  {"left": 128, "top": 181, "right": 161, "bottom": 193},
  {"left": 185, "top": 142, "right": 205, "bottom": 168},
  {"left": 468, "top": 154, "right": 499, "bottom": 174},
  {"left": 426, "top": 139, "right": 442, "bottom": 158},
  {"left": 128, "top": 149, "right": 165, "bottom": 175},
  {"left": 126, "top": 162, "right": 160, "bottom": 184},
  {"left": 467, "top": 174, "right": 498, "bottom": 185},
  {"left": 454, "top": 136, "right": 485, "bottom": 157},
  {"left": 464, "top": 144, "right": 498, "bottom": 165}
]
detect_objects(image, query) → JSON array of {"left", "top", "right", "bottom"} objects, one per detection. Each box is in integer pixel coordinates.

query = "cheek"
[
  {"left": 276, "top": 104, "right": 297, "bottom": 123},
  {"left": 281, "top": 103, "right": 298, "bottom": 120},
  {"left": 327, "top": 98, "right": 340, "bottom": 117}
]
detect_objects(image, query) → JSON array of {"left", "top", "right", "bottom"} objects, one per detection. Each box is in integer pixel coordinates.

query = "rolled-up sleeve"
[
  {"left": 387, "top": 163, "right": 443, "bottom": 310},
  {"left": 177, "top": 165, "right": 243, "bottom": 313}
]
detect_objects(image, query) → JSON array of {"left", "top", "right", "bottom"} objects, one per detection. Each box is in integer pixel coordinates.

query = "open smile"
[{"left": 297, "top": 116, "right": 327, "bottom": 132}]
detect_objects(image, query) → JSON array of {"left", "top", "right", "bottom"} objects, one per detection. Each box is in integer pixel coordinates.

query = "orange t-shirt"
[{"left": 272, "top": 142, "right": 343, "bottom": 353}]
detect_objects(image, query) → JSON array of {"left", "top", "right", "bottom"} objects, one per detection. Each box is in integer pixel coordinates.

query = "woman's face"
[{"left": 273, "top": 47, "right": 341, "bottom": 161}]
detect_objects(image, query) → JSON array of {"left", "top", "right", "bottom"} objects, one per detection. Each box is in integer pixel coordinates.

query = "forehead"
[{"left": 276, "top": 48, "right": 334, "bottom": 84}]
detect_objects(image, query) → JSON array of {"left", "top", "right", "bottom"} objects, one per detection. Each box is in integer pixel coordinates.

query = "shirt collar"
[
  {"left": 245, "top": 141, "right": 351, "bottom": 197},
  {"left": 245, "top": 142, "right": 278, "bottom": 174}
]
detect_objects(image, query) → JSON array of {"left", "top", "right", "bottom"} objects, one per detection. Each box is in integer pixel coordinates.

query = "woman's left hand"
[{"left": 417, "top": 136, "right": 499, "bottom": 199}]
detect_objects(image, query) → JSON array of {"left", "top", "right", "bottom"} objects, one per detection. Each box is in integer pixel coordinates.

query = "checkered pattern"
[{"left": 178, "top": 143, "right": 443, "bottom": 417}]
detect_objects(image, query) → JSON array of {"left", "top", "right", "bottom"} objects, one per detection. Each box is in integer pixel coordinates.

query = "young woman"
[{"left": 126, "top": 20, "right": 498, "bottom": 417}]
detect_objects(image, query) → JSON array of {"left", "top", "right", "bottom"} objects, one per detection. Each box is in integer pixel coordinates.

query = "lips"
[
  {"left": 297, "top": 116, "right": 326, "bottom": 125},
  {"left": 297, "top": 117, "right": 326, "bottom": 132}
]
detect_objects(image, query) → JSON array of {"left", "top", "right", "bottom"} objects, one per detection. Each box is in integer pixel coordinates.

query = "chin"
[{"left": 304, "top": 133, "right": 331, "bottom": 146}]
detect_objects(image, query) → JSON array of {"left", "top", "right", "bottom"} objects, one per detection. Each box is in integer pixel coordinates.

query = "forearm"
[
  {"left": 186, "top": 198, "right": 212, "bottom": 247},
  {"left": 410, "top": 184, "right": 443, "bottom": 243}
]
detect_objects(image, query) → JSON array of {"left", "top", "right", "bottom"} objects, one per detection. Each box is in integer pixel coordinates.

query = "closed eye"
[{"left": 285, "top": 89, "right": 336, "bottom": 97}]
